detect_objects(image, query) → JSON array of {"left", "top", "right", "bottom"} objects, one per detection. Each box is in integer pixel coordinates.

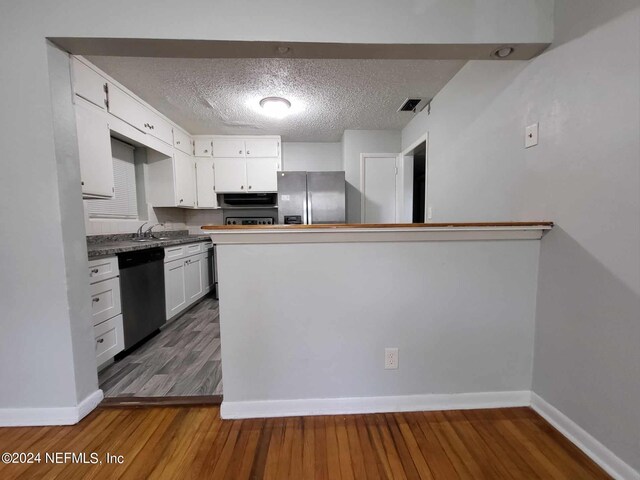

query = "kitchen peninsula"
[{"left": 203, "top": 222, "right": 553, "bottom": 419}]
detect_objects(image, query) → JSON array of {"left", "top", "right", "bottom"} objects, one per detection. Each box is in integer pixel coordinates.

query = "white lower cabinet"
[
  {"left": 94, "top": 315, "right": 125, "bottom": 366},
  {"left": 164, "top": 258, "right": 187, "bottom": 320},
  {"left": 164, "top": 243, "right": 212, "bottom": 321},
  {"left": 88, "top": 256, "right": 124, "bottom": 368},
  {"left": 185, "top": 255, "right": 204, "bottom": 302}
]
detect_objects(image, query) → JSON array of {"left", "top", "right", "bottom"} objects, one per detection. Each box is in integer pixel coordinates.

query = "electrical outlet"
[
  {"left": 525, "top": 123, "right": 539, "bottom": 148},
  {"left": 385, "top": 348, "right": 399, "bottom": 369}
]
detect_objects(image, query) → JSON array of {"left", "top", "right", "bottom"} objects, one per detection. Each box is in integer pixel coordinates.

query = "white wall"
[
  {"left": 342, "top": 130, "right": 401, "bottom": 223},
  {"left": 282, "top": 142, "right": 342, "bottom": 172},
  {"left": 0, "top": 0, "right": 554, "bottom": 419},
  {"left": 218, "top": 240, "right": 540, "bottom": 401},
  {"left": 401, "top": 2, "right": 640, "bottom": 472}
]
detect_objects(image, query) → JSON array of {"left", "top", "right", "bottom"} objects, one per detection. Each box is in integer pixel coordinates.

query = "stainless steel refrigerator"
[{"left": 277, "top": 171, "right": 346, "bottom": 224}]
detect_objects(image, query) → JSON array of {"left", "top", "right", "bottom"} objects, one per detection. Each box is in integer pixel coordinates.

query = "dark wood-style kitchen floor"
[
  {"left": 99, "top": 297, "right": 222, "bottom": 397},
  {"left": 0, "top": 406, "right": 610, "bottom": 479}
]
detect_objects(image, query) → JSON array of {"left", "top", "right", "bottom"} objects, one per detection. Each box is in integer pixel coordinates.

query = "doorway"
[{"left": 399, "top": 134, "right": 428, "bottom": 223}]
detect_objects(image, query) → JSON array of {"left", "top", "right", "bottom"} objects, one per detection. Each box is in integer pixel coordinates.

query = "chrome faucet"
[
  {"left": 135, "top": 222, "right": 148, "bottom": 239},
  {"left": 145, "top": 223, "right": 163, "bottom": 238}
]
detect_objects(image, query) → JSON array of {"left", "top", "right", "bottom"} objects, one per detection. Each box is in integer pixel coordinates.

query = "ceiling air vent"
[{"left": 397, "top": 98, "right": 424, "bottom": 113}]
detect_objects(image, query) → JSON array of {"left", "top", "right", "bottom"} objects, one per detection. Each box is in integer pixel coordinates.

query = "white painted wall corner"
[
  {"left": 0, "top": 390, "right": 103, "bottom": 427},
  {"left": 531, "top": 393, "right": 640, "bottom": 480}
]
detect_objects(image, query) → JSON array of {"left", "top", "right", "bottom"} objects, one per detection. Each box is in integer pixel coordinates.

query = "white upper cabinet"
[
  {"left": 246, "top": 158, "right": 279, "bottom": 192},
  {"left": 146, "top": 149, "right": 196, "bottom": 208},
  {"left": 212, "top": 138, "right": 246, "bottom": 158},
  {"left": 174, "top": 128, "right": 193, "bottom": 155},
  {"left": 195, "top": 158, "right": 218, "bottom": 208},
  {"left": 245, "top": 138, "right": 279, "bottom": 158},
  {"left": 71, "top": 58, "right": 107, "bottom": 109},
  {"left": 106, "top": 83, "right": 173, "bottom": 146},
  {"left": 75, "top": 98, "right": 114, "bottom": 198},
  {"left": 174, "top": 151, "right": 197, "bottom": 208},
  {"left": 213, "top": 158, "right": 247, "bottom": 192},
  {"left": 194, "top": 139, "right": 213, "bottom": 157}
]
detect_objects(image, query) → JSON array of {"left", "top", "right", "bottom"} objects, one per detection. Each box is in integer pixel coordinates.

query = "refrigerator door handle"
[{"left": 307, "top": 192, "right": 313, "bottom": 224}]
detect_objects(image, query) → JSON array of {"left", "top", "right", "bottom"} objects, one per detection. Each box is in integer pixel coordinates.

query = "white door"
[
  {"left": 213, "top": 158, "right": 247, "bottom": 192},
  {"left": 174, "top": 151, "right": 196, "bottom": 207},
  {"left": 246, "top": 158, "right": 278, "bottom": 192},
  {"left": 75, "top": 98, "right": 114, "bottom": 198},
  {"left": 245, "top": 138, "right": 279, "bottom": 158},
  {"left": 185, "top": 256, "right": 204, "bottom": 302},
  {"left": 164, "top": 259, "right": 186, "bottom": 319},
  {"left": 212, "top": 138, "right": 245, "bottom": 157},
  {"left": 360, "top": 154, "right": 398, "bottom": 224},
  {"left": 196, "top": 158, "right": 217, "bottom": 208}
]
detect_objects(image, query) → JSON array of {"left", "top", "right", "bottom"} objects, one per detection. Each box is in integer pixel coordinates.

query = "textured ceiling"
[{"left": 87, "top": 57, "right": 466, "bottom": 142}]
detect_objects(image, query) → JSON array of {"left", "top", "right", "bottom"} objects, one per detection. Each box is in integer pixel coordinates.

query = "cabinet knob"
[
  {"left": 240, "top": 185, "right": 244, "bottom": 190},
  {"left": 91, "top": 268, "right": 99, "bottom": 274},
  {"left": 81, "top": 181, "right": 85, "bottom": 186},
  {"left": 246, "top": 150, "right": 250, "bottom": 155},
  {"left": 239, "top": 150, "right": 243, "bottom": 154},
  {"left": 204, "top": 149, "right": 208, "bottom": 153},
  {"left": 176, "top": 140, "right": 180, "bottom": 144},
  {"left": 93, "top": 297, "right": 100, "bottom": 303},
  {"left": 180, "top": 199, "right": 184, "bottom": 203},
  {"left": 97, "top": 338, "right": 104, "bottom": 344},
  {"left": 248, "top": 185, "right": 252, "bottom": 190}
]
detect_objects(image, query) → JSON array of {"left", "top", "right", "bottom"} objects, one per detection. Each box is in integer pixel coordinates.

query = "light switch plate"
[{"left": 525, "top": 123, "right": 539, "bottom": 148}]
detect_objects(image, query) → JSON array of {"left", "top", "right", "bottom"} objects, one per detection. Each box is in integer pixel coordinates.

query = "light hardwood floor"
[
  {"left": 99, "top": 296, "right": 222, "bottom": 397},
  {"left": 0, "top": 406, "right": 610, "bottom": 479}
]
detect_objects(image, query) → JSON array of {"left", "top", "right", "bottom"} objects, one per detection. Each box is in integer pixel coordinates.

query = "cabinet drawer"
[
  {"left": 143, "top": 111, "right": 173, "bottom": 145},
  {"left": 94, "top": 315, "right": 124, "bottom": 366},
  {"left": 89, "top": 277, "right": 121, "bottom": 326},
  {"left": 185, "top": 242, "right": 203, "bottom": 256},
  {"left": 164, "top": 245, "right": 185, "bottom": 262},
  {"left": 88, "top": 256, "right": 119, "bottom": 284},
  {"left": 72, "top": 58, "right": 106, "bottom": 109},
  {"left": 174, "top": 128, "right": 193, "bottom": 155},
  {"left": 203, "top": 241, "right": 213, "bottom": 250},
  {"left": 194, "top": 139, "right": 213, "bottom": 157}
]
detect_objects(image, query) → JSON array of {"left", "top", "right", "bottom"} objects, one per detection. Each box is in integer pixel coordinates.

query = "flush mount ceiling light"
[
  {"left": 259, "top": 96, "right": 292, "bottom": 118},
  {"left": 491, "top": 46, "right": 514, "bottom": 59}
]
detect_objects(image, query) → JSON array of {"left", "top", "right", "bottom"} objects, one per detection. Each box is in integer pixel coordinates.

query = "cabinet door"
[
  {"left": 173, "top": 128, "right": 193, "bottom": 155},
  {"left": 196, "top": 158, "right": 218, "bottom": 208},
  {"left": 202, "top": 251, "right": 214, "bottom": 293},
  {"left": 144, "top": 112, "right": 173, "bottom": 146},
  {"left": 174, "top": 151, "right": 196, "bottom": 207},
  {"left": 164, "top": 259, "right": 187, "bottom": 319},
  {"left": 245, "top": 138, "right": 279, "bottom": 158},
  {"left": 213, "top": 158, "right": 247, "bottom": 192},
  {"left": 75, "top": 99, "right": 114, "bottom": 198},
  {"left": 194, "top": 139, "right": 213, "bottom": 157},
  {"left": 185, "top": 255, "right": 204, "bottom": 302},
  {"left": 246, "top": 158, "right": 278, "bottom": 192},
  {"left": 107, "top": 83, "right": 148, "bottom": 132},
  {"left": 212, "top": 138, "right": 245, "bottom": 158},
  {"left": 71, "top": 58, "right": 106, "bottom": 109}
]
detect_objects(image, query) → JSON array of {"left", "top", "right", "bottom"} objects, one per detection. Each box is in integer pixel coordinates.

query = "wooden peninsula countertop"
[{"left": 202, "top": 221, "right": 553, "bottom": 244}]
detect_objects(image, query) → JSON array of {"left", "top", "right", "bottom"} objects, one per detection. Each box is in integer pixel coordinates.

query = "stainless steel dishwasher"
[{"left": 117, "top": 248, "right": 166, "bottom": 352}]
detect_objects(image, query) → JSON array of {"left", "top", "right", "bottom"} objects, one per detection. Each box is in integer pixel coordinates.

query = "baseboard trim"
[
  {"left": 531, "top": 393, "right": 639, "bottom": 480},
  {"left": 221, "top": 390, "right": 531, "bottom": 420},
  {"left": 0, "top": 389, "right": 103, "bottom": 427}
]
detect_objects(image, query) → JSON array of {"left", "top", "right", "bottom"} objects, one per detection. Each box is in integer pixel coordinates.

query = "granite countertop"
[{"left": 87, "top": 230, "right": 211, "bottom": 258}]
